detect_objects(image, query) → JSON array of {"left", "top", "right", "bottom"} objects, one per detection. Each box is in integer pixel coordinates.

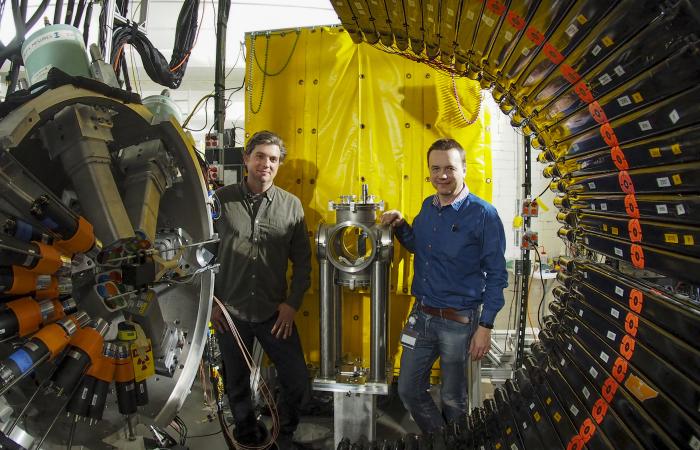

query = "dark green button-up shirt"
[{"left": 213, "top": 181, "right": 312, "bottom": 322}]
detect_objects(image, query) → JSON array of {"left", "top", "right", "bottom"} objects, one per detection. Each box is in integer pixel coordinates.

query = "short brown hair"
[
  {"left": 427, "top": 138, "right": 466, "bottom": 166},
  {"left": 245, "top": 130, "right": 287, "bottom": 162}
]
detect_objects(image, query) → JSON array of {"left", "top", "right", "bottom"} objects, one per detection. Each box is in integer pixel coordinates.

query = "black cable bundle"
[{"left": 109, "top": 0, "right": 199, "bottom": 89}]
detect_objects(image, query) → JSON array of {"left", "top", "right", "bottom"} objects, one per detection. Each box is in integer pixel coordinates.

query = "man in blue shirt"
[{"left": 381, "top": 138, "right": 508, "bottom": 433}]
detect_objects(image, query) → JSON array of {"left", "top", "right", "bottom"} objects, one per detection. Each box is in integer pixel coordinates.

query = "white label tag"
[
  {"left": 689, "top": 435, "right": 700, "bottom": 450},
  {"left": 568, "top": 343, "right": 573, "bottom": 350},
  {"left": 561, "top": 358, "right": 566, "bottom": 366},
  {"left": 677, "top": 204, "right": 686, "bottom": 215},
  {"left": 25, "top": 342, "right": 39, "bottom": 352},
  {"left": 599, "top": 73, "right": 612, "bottom": 85},
  {"left": 582, "top": 387, "right": 590, "bottom": 399},
  {"left": 400, "top": 333, "right": 416, "bottom": 347},
  {"left": 657, "top": 204, "right": 668, "bottom": 214},
  {"left": 592, "top": 45, "right": 601, "bottom": 56},
  {"left": 615, "top": 286, "right": 624, "bottom": 297},
  {"left": 570, "top": 405, "right": 579, "bottom": 416},
  {"left": 511, "top": 444, "right": 518, "bottom": 450},
  {"left": 614, "top": 247, "right": 623, "bottom": 257},
  {"left": 610, "top": 308, "right": 620, "bottom": 319},
  {"left": 589, "top": 367, "right": 598, "bottom": 378},
  {"left": 639, "top": 120, "right": 652, "bottom": 131},
  {"left": 522, "top": 422, "right": 527, "bottom": 430},
  {"left": 579, "top": 309, "right": 584, "bottom": 317},
  {"left": 591, "top": 203, "right": 596, "bottom": 210},
  {"left": 607, "top": 330, "right": 617, "bottom": 341},
  {"left": 588, "top": 181, "right": 597, "bottom": 189},
  {"left": 601, "top": 203, "right": 608, "bottom": 211},
  {"left": 617, "top": 96, "right": 631, "bottom": 107},
  {"left": 614, "top": 65, "right": 625, "bottom": 76},
  {"left": 584, "top": 237, "right": 590, "bottom": 245},
  {"left": 530, "top": 402, "right": 536, "bottom": 410},
  {"left": 566, "top": 24, "right": 578, "bottom": 37},
  {"left": 657, "top": 177, "right": 671, "bottom": 188},
  {"left": 36, "top": 275, "right": 51, "bottom": 290},
  {"left": 600, "top": 351, "right": 609, "bottom": 363},
  {"left": 669, "top": 109, "right": 680, "bottom": 124},
  {"left": 574, "top": 325, "right": 579, "bottom": 333}
]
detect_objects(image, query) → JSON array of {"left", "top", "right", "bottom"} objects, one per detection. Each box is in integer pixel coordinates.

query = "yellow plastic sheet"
[{"left": 245, "top": 26, "right": 492, "bottom": 376}]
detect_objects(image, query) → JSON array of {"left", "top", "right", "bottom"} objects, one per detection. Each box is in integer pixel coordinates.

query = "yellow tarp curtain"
[{"left": 245, "top": 25, "right": 492, "bottom": 376}]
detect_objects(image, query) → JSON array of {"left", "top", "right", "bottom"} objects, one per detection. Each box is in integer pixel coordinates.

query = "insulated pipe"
[
  {"left": 369, "top": 259, "right": 389, "bottom": 383},
  {"left": 72, "top": 0, "right": 86, "bottom": 27},
  {"left": 318, "top": 258, "right": 335, "bottom": 380},
  {"left": 82, "top": 1, "right": 93, "bottom": 45},
  {"left": 53, "top": 0, "right": 63, "bottom": 24},
  {"left": 64, "top": 0, "right": 74, "bottom": 24}
]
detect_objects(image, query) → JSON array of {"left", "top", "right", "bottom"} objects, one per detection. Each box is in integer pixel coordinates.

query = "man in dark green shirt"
[{"left": 212, "top": 130, "right": 311, "bottom": 449}]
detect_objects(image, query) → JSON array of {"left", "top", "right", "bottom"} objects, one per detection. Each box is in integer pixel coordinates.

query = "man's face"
[
  {"left": 428, "top": 148, "right": 466, "bottom": 197},
  {"left": 244, "top": 143, "right": 281, "bottom": 185}
]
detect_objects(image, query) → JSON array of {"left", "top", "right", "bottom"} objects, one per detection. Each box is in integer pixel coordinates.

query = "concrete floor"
[{"left": 175, "top": 380, "right": 420, "bottom": 450}]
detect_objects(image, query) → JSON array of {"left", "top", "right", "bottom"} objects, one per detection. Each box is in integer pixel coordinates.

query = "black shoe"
[{"left": 235, "top": 419, "right": 269, "bottom": 446}]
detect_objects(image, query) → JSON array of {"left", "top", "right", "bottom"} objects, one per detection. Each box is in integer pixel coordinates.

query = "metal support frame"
[
  {"left": 102, "top": 0, "right": 150, "bottom": 63},
  {"left": 214, "top": 0, "right": 230, "bottom": 139},
  {"left": 514, "top": 135, "right": 532, "bottom": 369}
]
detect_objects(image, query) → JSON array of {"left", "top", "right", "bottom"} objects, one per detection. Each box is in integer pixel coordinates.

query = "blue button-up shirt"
[{"left": 395, "top": 190, "right": 508, "bottom": 325}]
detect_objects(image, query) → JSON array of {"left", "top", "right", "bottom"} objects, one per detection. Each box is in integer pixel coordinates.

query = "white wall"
[{"left": 485, "top": 95, "right": 561, "bottom": 265}]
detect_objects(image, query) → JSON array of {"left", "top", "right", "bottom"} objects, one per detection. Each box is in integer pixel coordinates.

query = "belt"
[{"left": 418, "top": 304, "right": 471, "bottom": 324}]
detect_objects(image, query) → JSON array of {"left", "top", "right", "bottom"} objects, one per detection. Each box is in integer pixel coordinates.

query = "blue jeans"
[{"left": 397, "top": 306, "right": 477, "bottom": 433}]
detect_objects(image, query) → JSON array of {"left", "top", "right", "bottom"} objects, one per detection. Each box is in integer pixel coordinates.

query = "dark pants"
[{"left": 215, "top": 313, "right": 309, "bottom": 440}]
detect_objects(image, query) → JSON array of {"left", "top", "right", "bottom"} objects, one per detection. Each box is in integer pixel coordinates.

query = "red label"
[
  {"left": 631, "top": 244, "right": 645, "bottom": 269},
  {"left": 574, "top": 80, "right": 594, "bottom": 104},
  {"left": 579, "top": 418, "right": 596, "bottom": 443},
  {"left": 567, "top": 436, "right": 585, "bottom": 450},
  {"left": 588, "top": 101, "right": 609, "bottom": 125},
  {"left": 560, "top": 63, "right": 582, "bottom": 84},
  {"left": 611, "top": 146, "right": 629, "bottom": 171},
  {"left": 543, "top": 42, "right": 564, "bottom": 64},
  {"left": 525, "top": 26, "right": 545, "bottom": 46},
  {"left": 618, "top": 171, "right": 635, "bottom": 194},
  {"left": 629, "top": 289, "right": 643, "bottom": 313},
  {"left": 625, "top": 312, "right": 639, "bottom": 337},
  {"left": 612, "top": 357, "right": 629, "bottom": 382},
  {"left": 628, "top": 219, "right": 642, "bottom": 243},
  {"left": 486, "top": 0, "right": 506, "bottom": 15},
  {"left": 620, "top": 335, "right": 636, "bottom": 360},
  {"left": 624, "top": 194, "right": 640, "bottom": 218},
  {"left": 592, "top": 398, "right": 608, "bottom": 424},
  {"left": 602, "top": 377, "right": 619, "bottom": 403},
  {"left": 601, "top": 123, "right": 619, "bottom": 147},
  {"left": 507, "top": 11, "right": 526, "bottom": 30}
]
